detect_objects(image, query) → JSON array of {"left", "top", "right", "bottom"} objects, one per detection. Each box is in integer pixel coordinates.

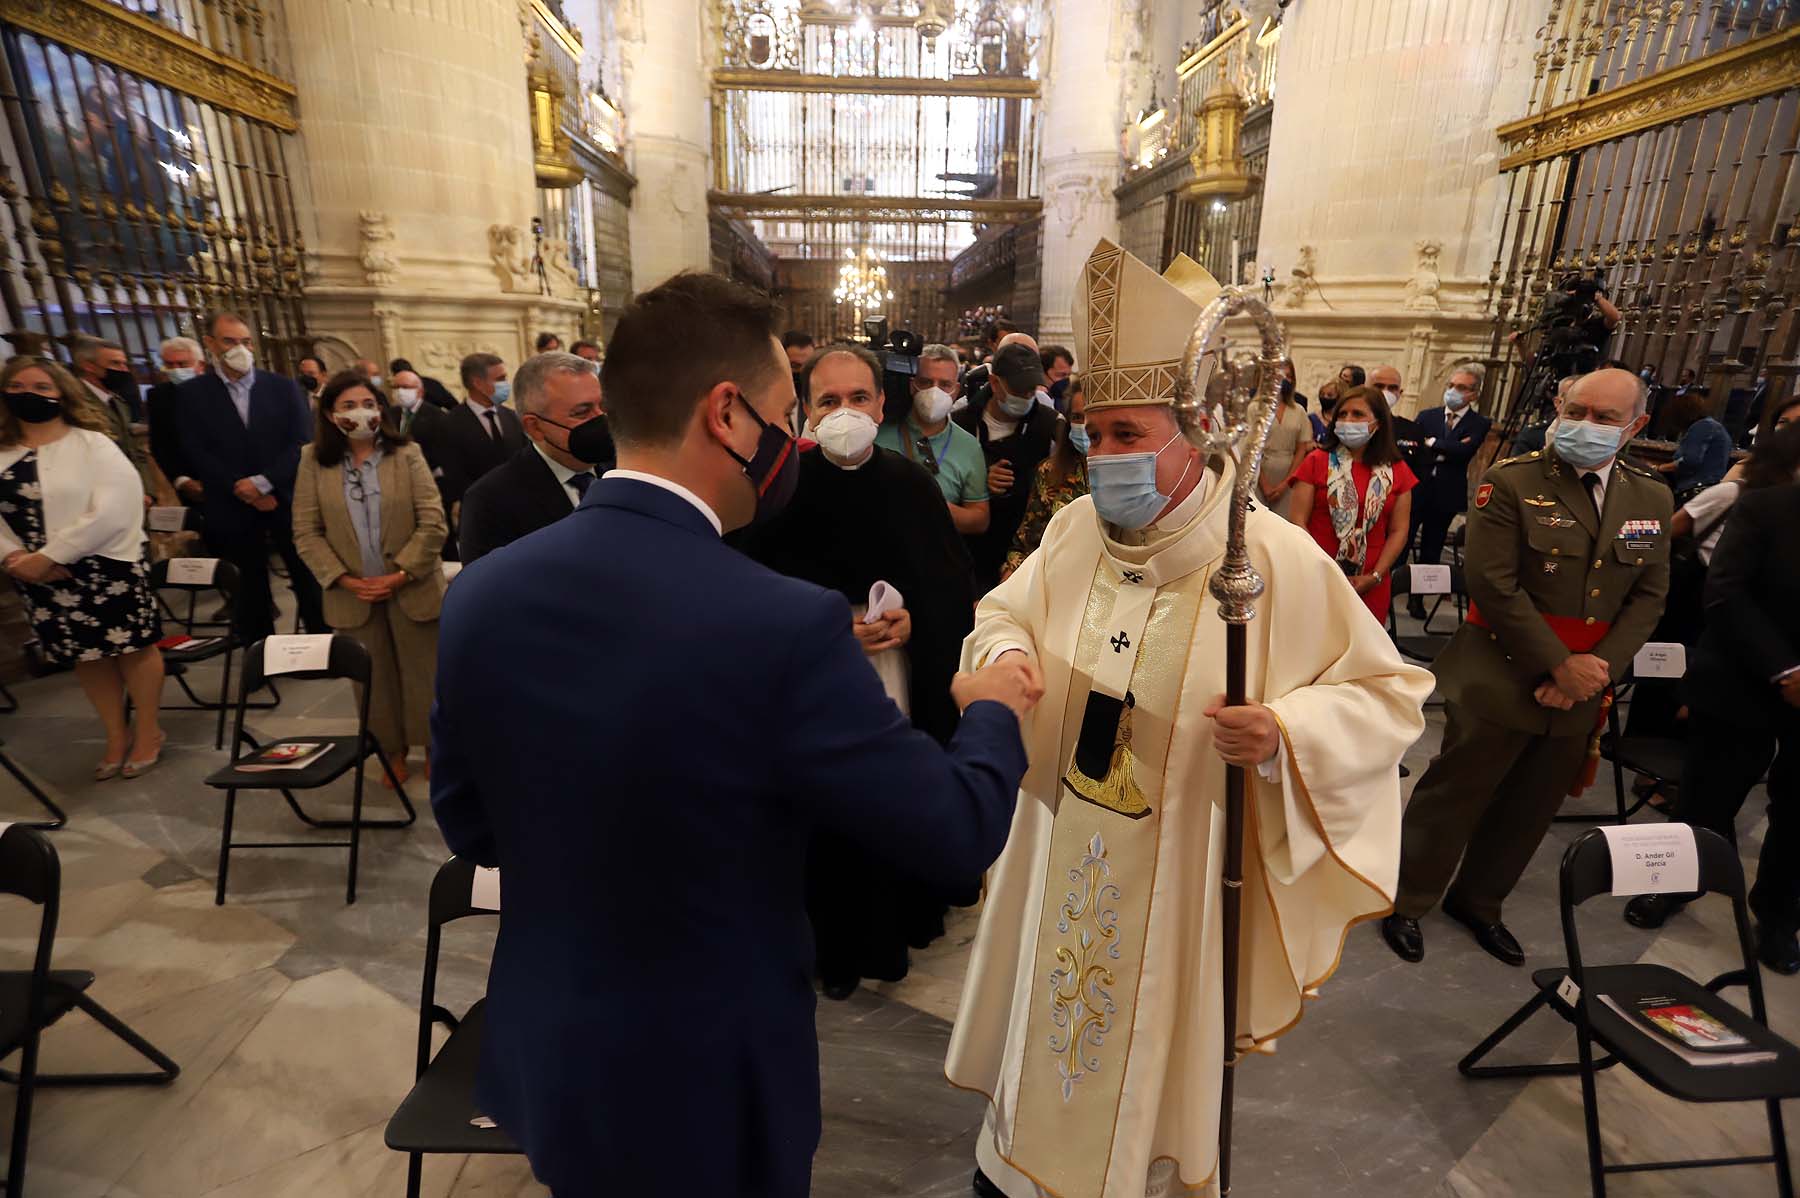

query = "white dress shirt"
[
  {"left": 533, "top": 443, "right": 594, "bottom": 508},
  {"left": 602, "top": 468, "right": 723, "bottom": 536},
  {"left": 466, "top": 396, "right": 504, "bottom": 440}
]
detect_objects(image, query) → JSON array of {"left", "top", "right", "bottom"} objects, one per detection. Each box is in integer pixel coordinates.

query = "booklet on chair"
[
  {"left": 236, "top": 741, "right": 331, "bottom": 772},
  {"left": 1600, "top": 993, "right": 1774, "bottom": 1066}
]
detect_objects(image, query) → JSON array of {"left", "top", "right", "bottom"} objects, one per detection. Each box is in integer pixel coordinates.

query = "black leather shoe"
[
  {"left": 1380, "top": 914, "right": 1424, "bottom": 962},
  {"left": 821, "top": 977, "right": 860, "bottom": 1001},
  {"left": 1407, "top": 597, "right": 1428, "bottom": 621},
  {"left": 1443, "top": 903, "right": 1525, "bottom": 966},
  {"left": 973, "top": 1167, "right": 1006, "bottom": 1197},
  {"left": 1624, "top": 893, "right": 1689, "bottom": 929},
  {"left": 1757, "top": 927, "right": 1800, "bottom": 976}
]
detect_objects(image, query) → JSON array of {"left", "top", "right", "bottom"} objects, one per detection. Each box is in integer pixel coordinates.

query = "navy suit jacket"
[
  {"left": 1413, "top": 405, "right": 1492, "bottom": 514},
  {"left": 174, "top": 370, "right": 313, "bottom": 536},
  {"left": 430, "top": 476, "right": 1026, "bottom": 1198}
]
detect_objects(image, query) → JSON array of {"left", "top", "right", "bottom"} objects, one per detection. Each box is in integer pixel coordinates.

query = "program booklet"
[
  {"left": 236, "top": 741, "right": 331, "bottom": 772},
  {"left": 1599, "top": 994, "right": 1774, "bottom": 1067}
]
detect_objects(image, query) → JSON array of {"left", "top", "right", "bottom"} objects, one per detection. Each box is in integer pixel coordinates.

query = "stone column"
[
  {"left": 1035, "top": 0, "right": 1142, "bottom": 342},
  {"left": 618, "top": 0, "right": 713, "bottom": 289},
  {"left": 1256, "top": 0, "right": 1550, "bottom": 412},
  {"left": 281, "top": 0, "right": 582, "bottom": 377}
]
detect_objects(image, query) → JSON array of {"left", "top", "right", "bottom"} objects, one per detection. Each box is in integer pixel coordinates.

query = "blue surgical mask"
[
  {"left": 1551, "top": 418, "right": 1624, "bottom": 469},
  {"left": 492, "top": 380, "right": 512, "bottom": 406},
  {"left": 996, "top": 390, "right": 1033, "bottom": 418},
  {"left": 1087, "top": 432, "right": 1192, "bottom": 530},
  {"left": 165, "top": 366, "right": 197, "bottom": 384},
  {"left": 1335, "top": 421, "right": 1373, "bottom": 449},
  {"left": 1068, "top": 423, "right": 1090, "bottom": 455},
  {"left": 1443, "top": 387, "right": 1468, "bottom": 410}
]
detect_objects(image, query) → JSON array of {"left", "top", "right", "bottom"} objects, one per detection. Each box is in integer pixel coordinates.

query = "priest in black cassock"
[{"left": 736, "top": 342, "right": 978, "bottom": 997}]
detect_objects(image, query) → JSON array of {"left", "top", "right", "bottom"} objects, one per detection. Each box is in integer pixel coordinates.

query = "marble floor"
[{"left": 0, "top": 604, "right": 1793, "bottom": 1197}]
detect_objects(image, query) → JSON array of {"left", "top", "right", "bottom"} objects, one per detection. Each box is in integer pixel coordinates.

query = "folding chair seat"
[
  {"left": 204, "top": 634, "right": 415, "bottom": 905},
  {"left": 150, "top": 557, "right": 280, "bottom": 749},
  {"left": 386, "top": 856, "right": 521, "bottom": 1196}
]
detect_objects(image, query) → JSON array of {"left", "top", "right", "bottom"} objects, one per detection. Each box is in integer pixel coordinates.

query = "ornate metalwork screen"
[
  {"left": 1485, "top": 1, "right": 1799, "bottom": 429},
  {"left": 0, "top": 0, "right": 306, "bottom": 365},
  {"left": 711, "top": 0, "right": 1045, "bottom": 337}
]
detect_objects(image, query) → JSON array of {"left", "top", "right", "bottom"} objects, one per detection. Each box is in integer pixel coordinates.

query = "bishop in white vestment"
[{"left": 945, "top": 240, "right": 1435, "bottom": 1198}]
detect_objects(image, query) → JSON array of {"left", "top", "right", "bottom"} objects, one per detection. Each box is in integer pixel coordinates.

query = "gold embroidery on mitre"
[
  {"left": 1063, "top": 699, "right": 1153, "bottom": 820},
  {"left": 1073, "top": 239, "right": 1221, "bottom": 416}
]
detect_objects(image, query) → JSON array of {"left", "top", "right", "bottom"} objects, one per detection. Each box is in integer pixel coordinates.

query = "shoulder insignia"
[
  {"left": 1475, "top": 482, "right": 1494, "bottom": 509},
  {"left": 1489, "top": 452, "right": 1537, "bottom": 470},
  {"left": 1619, "top": 457, "right": 1658, "bottom": 479}
]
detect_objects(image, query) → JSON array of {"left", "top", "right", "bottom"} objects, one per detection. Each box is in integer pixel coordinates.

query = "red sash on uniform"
[{"left": 1465, "top": 604, "right": 1611, "bottom": 652}]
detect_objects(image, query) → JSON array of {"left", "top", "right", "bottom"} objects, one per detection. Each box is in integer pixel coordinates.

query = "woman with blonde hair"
[{"left": 0, "top": 356, "right": 165, "bottom": 778}]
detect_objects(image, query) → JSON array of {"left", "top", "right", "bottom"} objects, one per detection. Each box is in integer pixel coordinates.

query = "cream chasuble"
[{"left": 946, "top": 465, "right": 1434, "bottom": 1198}]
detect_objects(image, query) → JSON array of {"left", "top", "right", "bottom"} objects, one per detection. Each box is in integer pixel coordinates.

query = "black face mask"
[
  {"left": 300, "top": 374, "right": 319, "bottom": 393},
  {"left": 3, "top": 390, "right": 63, "bottom": 424},
  {"left": 537, "top": 411, "right": 615, "bottom": 467},
  {"left": 721, "top": 391, "right": 799, "bottom": 526},
  {"left": 102, "top": 368, "right": 136, "bottom": 401}
]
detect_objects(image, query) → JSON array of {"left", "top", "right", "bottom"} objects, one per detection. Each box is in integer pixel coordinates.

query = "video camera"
[{"left": 862, "top": 316, "right": 926, "bottom": 427}]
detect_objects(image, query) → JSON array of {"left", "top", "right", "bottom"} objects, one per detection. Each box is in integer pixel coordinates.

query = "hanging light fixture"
[
  {"left": 914, "top": 0, "right": 949, "bottom": 51},
  {"left": 834, "top": 245, "right": 894, "bottom": 330}
]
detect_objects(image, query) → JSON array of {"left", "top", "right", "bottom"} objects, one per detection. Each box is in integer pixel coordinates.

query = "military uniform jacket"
[{"left": 1432, "top": 448, "right": 1672, "bottom": 736}]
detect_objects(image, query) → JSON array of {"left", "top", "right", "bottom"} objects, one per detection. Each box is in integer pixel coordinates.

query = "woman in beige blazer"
[{"left": 293, "top": 372, "right": 447, "bottom": 785}]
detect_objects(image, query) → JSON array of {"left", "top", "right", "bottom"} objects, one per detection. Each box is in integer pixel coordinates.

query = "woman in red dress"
[{"left": 1288, "top": 385, "right": 1417, "bottom": 620}]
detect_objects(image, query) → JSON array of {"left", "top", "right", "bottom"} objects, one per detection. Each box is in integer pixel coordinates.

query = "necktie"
[
  {"left": 569, "top": 471, "right": 595, "bottom": 501},
  {"left": 483, "top": 409, "right": 500, "bottom": 442},
  {"left": 1581, "top": 471, "right": 1602, "bottom": 513}
]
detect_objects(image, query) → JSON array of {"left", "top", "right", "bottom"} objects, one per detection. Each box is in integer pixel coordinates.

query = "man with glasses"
[
  {"left": 1407, "top": 364, "right": 1495, "bottom": 618},
  {"left": 875, "top": 342, "right": 990, "bottom": 535}
]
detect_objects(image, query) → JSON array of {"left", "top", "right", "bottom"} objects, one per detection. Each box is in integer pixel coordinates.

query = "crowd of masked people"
[
  {"left": 3, "top": 304, "right": 1795, "bottom": 984},
  {"left": 0, "top": 316, "right": 610, "bottom": 787}
]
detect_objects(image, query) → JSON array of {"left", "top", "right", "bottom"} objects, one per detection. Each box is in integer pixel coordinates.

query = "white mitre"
[{"left": 1071, "top": 238, "right": 1222, "bottom": 414}]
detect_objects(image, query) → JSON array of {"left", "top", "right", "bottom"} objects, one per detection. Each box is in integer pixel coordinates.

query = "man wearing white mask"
[
  {"left": 876, "top": 342, "right": 990, "bottom": 534},
  {"left": 955, "top": 342, "right": 1060, "bottom": 592},
  {"left": 947, "top": 240, "right": 1433, "bottom": 1198},
  {"left": 176, "top": 311, "right": 325, "bottom": 640},
  {"left": 1406, "top": 363, "right": 1494, "bottom": 618},
  {"left": 148, "top": 335, "right": 206, "bottom": 504},
  {"left": 1383, "top": 367, "right": 1670, "bottom": 968},
  {"left": 737, "top": 342, "right": 981, "bottom": 1000}
]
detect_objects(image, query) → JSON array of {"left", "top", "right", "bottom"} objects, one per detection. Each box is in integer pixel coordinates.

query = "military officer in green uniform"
[{"left": 1383, "top": 367, "right": 1672, "bottom": 965}]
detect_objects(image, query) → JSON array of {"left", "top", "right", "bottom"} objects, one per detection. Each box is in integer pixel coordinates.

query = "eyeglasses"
[{"left": 346, "top": 466, "right": 367, "bottom": 503}]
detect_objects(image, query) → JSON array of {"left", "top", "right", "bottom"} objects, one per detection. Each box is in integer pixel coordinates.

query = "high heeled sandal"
[{"left": 121, "top": 732, "right": 165, "bottom": 780}]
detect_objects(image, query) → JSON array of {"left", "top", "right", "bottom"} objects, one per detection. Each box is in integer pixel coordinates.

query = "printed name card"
[
  {"left": 1410, "top": 564, "right": 1453, "bottom": 595},
  {"left": 165, "top": 557, "right": 218, "bottom": 586},
  {"left": 1600, "top": 823, "right": 1699, "bottom": 896},
  {"left": 1634, "top": 642, "right": 1687, "bottom": 679},
  {"left": 147, "top": 506, "right": 188, "bottom": 532},
  {"left": 471, "top": 867, "right": 501, "bottom": 912},
  {"left": 263, "top": 634, "right": 333, "bottom": 675}
]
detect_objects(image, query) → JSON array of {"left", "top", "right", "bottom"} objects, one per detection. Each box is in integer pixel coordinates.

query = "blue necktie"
[{"left": 569, "top": 471, "right": 595, "bottom": 498}]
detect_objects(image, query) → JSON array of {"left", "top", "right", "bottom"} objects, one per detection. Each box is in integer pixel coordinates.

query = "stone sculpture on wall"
[
  {"left": 1283, "top": 244, "right": 1321, "bottom": 310},
  {"left": 1404, "top": 238, "right": 1443, "bottom": 312},
  {"left": 358, "top": 210, "right": 399, "bottom": 288}
]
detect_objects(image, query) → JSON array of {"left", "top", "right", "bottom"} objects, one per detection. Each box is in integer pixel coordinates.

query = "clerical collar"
[
  {"left": 1109, "top": 465, "right": 1211, "bottom": 548},
  {"left": 1097, "top": 463, "right": 1232, "bottom": 589},
  {"left": 820, "top": 446, "right": 874, "bottom": 471}
]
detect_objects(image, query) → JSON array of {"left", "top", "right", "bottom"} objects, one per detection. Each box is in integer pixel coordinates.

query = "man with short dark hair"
[
  {"left": 955, "top": 341, "right": 1060, "bottom": 591},
  {"left": 570, "top": 339, "right": 602, "bottom": 363},
  {"left": 177, "top": 311, "right": 326, "bottom": 639},
  {"left": 432, "top": 352, "right": 524, "bottom": 522},
  {"left": 534, "top": 332, "right": 562, "bottom": 353},
  {"left": 72, "top": 336, "right": 153, "bottom": 492},
  {"left": 1408, "top": 363, "right": 1494, "bottom": 617},
  {"left": 431, "top": 271, "right": 1037, "bottom": 1198},
  {"left": 459, "top": 352, "right": 612, "bottom": 563},
  {"left": 296, "top": 355, "right": 328, "bottom": 396},
  {"left": 782, "top": 329, "right": 816, "bottom": 421},
  {"left": 1039, "top": 344, "right": 1073, "bottom": 387},
  {"left": 875, "top": 342, "right": 989, "bottom": 534}
]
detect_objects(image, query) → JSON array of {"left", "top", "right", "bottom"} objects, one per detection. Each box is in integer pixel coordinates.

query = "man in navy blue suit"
[
  {"left": 1407, "top": 363, "right": 1493, "bottom": 618},
  {"left": 431, "top": 272, "right": 1040, "bottom": 1198},
  {"left": 176, "top": 311, "right": 325, "bottom": 640}
]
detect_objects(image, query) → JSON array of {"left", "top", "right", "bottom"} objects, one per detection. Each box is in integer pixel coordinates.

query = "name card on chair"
[
  {"left": 147, "top": 506, "right": 188, "bottom": 533},
  {"left": 263, "top": 634, "right": 333, "bottom": 675},
  {"left": 471, "top": 867, "right": 501, "bottom": 912},
  {"left": 1634, "top": 642, "right": 1687, "bottom": 679},
  {"left": 165, "top": 557, "right": 217, "bottom": 586},
  {"left": 1600, "top": 823, "right": 1699, "bottom": 896},
  {"left": 1410, "top": 564, "right": 1453, "bottom": 595}
]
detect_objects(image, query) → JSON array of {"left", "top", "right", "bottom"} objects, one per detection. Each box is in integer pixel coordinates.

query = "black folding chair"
[
  {"left": 1459, "top": 827, "right": 1800, "bottom": 1196},
  {"left": 1388, "top": 565, "right": 1466, "bottom": 669},
  {"left": 146, "top": 507, "right": 226, "bottom": 630},
  {"left": 0, "top": 740, "right": 66, "bottom": 831},
  {"left": 0, "top": 825, "right": 179, "bottom": 1195},
  {"left": 150, "top": 558, "right": 280, "bottom": 750},
  {"left": 204, "top": 634, "right": 416, "bottom": 905},
  {"left": 0, "top": 682, "right": 16, "bottom": 714},
  {"left": 1555, "top": 679, "right": 1672, "bottom": 826},
  {"left": 385, "top": 856, "right": 520, "bottom": 1196}
]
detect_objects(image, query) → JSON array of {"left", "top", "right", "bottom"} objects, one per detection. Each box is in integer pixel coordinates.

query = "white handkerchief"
[{"left": 864, "top": 580, "right": 904, "bottom": 624}]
